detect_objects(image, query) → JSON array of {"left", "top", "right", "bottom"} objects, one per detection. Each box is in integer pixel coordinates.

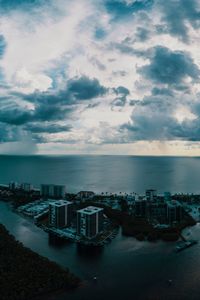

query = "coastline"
[{"left": 0, "top": 222, "right": 80, "bottom": 300}]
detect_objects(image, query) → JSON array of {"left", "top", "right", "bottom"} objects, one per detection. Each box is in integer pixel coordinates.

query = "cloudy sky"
[{"left": 0, "top": 0, "right": 200, "bottom": 155}]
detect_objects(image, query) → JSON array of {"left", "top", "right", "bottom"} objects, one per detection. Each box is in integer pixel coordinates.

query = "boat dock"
[{"left": 175, "top": 239, "right": 198, "bottom": 252}]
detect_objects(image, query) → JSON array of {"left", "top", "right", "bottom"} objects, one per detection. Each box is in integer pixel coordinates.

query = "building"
[
  {"left": 164, "top": 192, "right": 171, "bottom": 202},
  {"left": 148, "top": 202, "right": 167, "bottom": 223},
  {"left": 77, "top": 206, "right": 104, "bottom": 238},
  {"left": 134, "top": 199, "right": 147, "bottom": 217},
  {"left": 166, "top": 200, "right": 183, "bottom": 224},
  {"left": 49, "top": 200, "right": 73, "bottom": 228},
  {"left": 76, "top": 191, "right": 95, "bottom": 201},
  {"left": 146, "top": 189, "right": 157, "bottom": 202},
  {"left": 9, "top": 182, "right": 18, "bottom": 190},
  {"left": 41, "top": 184, "right": 66, "bottom": 199},
  {"left": 21, "top": 183, "right": 33, "bottom": 192}
]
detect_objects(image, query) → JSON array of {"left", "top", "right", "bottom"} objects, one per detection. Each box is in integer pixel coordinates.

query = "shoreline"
[{"left": 0, "top": 222, "right": 81, "bottom": 300}]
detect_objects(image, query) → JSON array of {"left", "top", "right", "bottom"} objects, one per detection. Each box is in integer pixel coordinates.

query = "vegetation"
[
  {"left": 77, "top": 200, "right": 197, "bottom": 242},
  {"left": 0, "top": 186, "right": 40, "bottom": 208},
  {"left": 0, "top": 224, "right": 80, "bottom": 300}
]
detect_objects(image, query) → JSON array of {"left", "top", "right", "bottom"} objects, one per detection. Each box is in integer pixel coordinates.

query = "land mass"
[{"left": 0, "top": 224, "right": 80, "bottom": 300}]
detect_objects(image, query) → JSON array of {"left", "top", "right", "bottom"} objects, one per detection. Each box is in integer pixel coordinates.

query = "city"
[{"left": 0, "top": 182, "right": 198, "bottom": 248}]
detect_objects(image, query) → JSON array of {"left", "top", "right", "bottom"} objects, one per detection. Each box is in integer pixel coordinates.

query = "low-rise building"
[
  {"left": 76, "top": 191, "right": 95, "bottom": 201},
  {"left": 146, "top": 189, "right": 157, "bottom": 202}
]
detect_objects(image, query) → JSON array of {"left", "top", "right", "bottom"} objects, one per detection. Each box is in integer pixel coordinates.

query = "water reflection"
[
  {"left": 48, "top": 233, "right": 71, "bottom": 248},
  {"left": 76, "top": 244, "right": 104, "bottom": 261}
]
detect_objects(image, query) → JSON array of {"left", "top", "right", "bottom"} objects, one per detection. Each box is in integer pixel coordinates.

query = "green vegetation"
[
  {"left": 78, "top": 200, "right": 196, "bottom": 242},
  {"left": 0, "top": 186, "right": 40, "bottom": 208},
  {"left": 0, "top": 224, "right": 80, "bottom": 300},
  {"left": 121, "top": 211, "right": 196, "bottom": 242}
]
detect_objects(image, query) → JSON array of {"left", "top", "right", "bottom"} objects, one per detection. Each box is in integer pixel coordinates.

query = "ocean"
[
  {"left": 1, "top": 155, "right": 200, "bottom": 194},
  {"left": 1, "top": 155, "right": 200, "bottom": 300}
]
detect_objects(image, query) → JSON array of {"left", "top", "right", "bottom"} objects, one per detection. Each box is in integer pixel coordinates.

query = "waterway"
[{"left": 1, "top": 201, "right": 200, "bottom": 300}]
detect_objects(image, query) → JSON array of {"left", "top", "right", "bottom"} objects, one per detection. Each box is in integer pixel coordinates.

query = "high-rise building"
[
  {"left": 9, "top": 182, "right": 18, "bottom": 191},
  {"left": 77, "top": 206, "right": 104, "bottom": 239},
  {"left": 148, "top": 202, "right": 167, "bottom": 223},
  {"left": 166, "top": 200, "right": 182, "bottom": 224},
  {"left": 134, "top": 199, "right": 147, "bottom": 217},
  {"left": 146, "top": 189, "right": 157, "bottom": 202},
  {"left": 49, "top": 200, "right": 73, "bottom": 228},
  {"left": 21, "top": 183, "right": 33, "bottom": 192},
  {"left": 41, "top": 184, "right": 66, "bottom": 199}
]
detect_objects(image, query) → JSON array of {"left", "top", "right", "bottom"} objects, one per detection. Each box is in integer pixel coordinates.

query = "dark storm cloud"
[
  {"left": 0, "top": 101, "right": 73, "bottom": 126},
  {"left": 138, "top": 46, "right": 200, "bottom": 86},
  {"left": 0, "top": 0, "right": 50, "bottom": 12},
  {"left": 0, "top": 107, "right": 32, "bottom": 125},
  {"left": 22, "top": 75, "right": 107, "bottom": 106},
  {"left": 112, "top": 86, "right": 130, "bottom": 107},
  {"left": 157, "top": 0, "right": 200, "bottom": 43},
  {"left": 67, "top": 76, "right": 107, "bottom": 100},
  {"left": 0, "top": 75, "right": 107, "bottom": 143},
  {"left": 105, "top": 0, "right": 154, "bottom": 21},
  {"left": 25, "top": 123, "right": 72, "bottom": 134}
]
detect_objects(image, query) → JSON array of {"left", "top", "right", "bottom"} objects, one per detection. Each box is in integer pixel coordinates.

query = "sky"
[{"left": 0, "top": 0, "right": 200, "bottom": 155}]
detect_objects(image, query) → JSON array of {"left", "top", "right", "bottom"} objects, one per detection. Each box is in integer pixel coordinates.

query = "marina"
[{"left": 175, "top": 240, "right": 198, "bottom": 253}]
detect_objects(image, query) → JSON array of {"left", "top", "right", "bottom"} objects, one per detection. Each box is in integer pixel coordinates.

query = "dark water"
[
  {"left": 1, "top": 155, "right": 200, "bottom": 193},
  {"left": 0, "top": 201, "right": 200, "bottom": 300},
  {"left": 1, "top": 155, "right": 200, "bottom": 299}
]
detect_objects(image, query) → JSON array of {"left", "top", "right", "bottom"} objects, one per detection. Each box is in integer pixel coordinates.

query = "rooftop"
[
  {"left": 77, "top": 206, "right": 103, "bottom": 215},
  {"left": 50, "top": 200, "right": 72, "bottom": 207},
  {"left": 166, "top": 200, "right": 182, "bottom": 208}
]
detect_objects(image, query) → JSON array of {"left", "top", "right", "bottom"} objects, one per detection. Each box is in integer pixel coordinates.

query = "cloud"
[
  {"left": 1, "top": 0, "right": 200, "bottom": 154},
  {"left": 108, "top": 41, "right": 146, "bottom": 57},
  {"left": 105, "top": 0, "right": 154, "bottom": 21},
  {"left": 67, "top": 76, "right": 107, "bottom": 100},
  {"left": 0, "top": 0, "right": 45, "bottom": 10},
  {"left": 151, "top": 87, "right": 174, "bottom": 97},
  {"left": 138, "top": 46, "right": 200, "bottom": 86},
  {"left": 119, "top": 92, "right": 200, "bottom": 142},
  {"left": 112, "top": 86, "right": 130, "bottom": 107},
  {"left": 0, "top": 35, "right": 6, "bottom": 59},
  {"left": 157, "top": 0, "right": 200, "bottom": 43},
  {"left": 0, "top": 74, "right": 107, "bottom": 144},
  {"left": 0, "top": 106, "right": 33, "bottom": 126},
  {"left": 135, "top": 26, "right": 150, "bottom": 42},
  {"left": 25, "top": 123, "right": 72, "bottom": 134}
]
